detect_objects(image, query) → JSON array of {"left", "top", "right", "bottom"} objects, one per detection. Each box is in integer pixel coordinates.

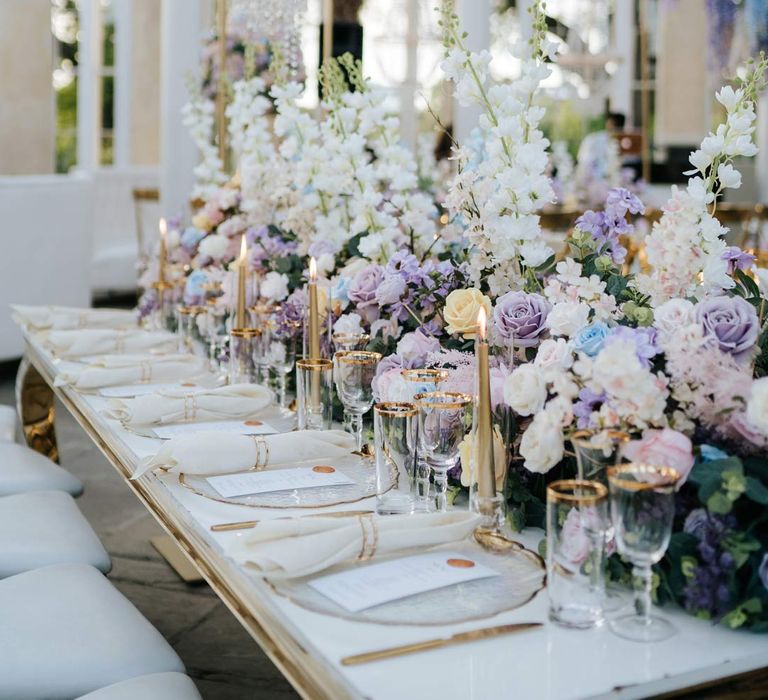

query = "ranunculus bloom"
[
  {"left": 622, "top": 428, "right": 694, "bottom": 485},
  {"left": 443, "top": 288, "right": 492, "bottom": 338},
  {"left": 695, "top": 296, "right": 759, "bottom": 362},
  {"left": 492, "top": 291, "right": 551, "bottom": 347}
]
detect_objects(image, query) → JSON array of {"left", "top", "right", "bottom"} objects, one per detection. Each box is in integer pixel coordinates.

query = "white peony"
[
  {"left": 746, "top": 377, "right": 768, "bottom": 437},
  {"left": 534, "top": 338, "right": 574, "bottom": 372},
  {"left": 198, "top": 234, "right": 229, "bottom": 261},
  {"left": 519, "top": 407, "right": 564, "bottom": 474},
  {"left": 333, "top": 312, "right": 365, "bottom": 336},
  {"left": 652, "top": 298, "right": 695, "bottom": 337},
  {"left": 260, "top": 271, "right": 289, "bottom": 302},
  {"left": 546, "top": 301, "right": 590, "bottom": 338},
  {"left": 503, "top": 364, "right": 547, "bottom": 416}
]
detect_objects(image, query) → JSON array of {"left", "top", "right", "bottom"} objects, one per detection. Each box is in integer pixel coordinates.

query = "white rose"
[
  {"left": 534, "top": 338, "right": 573, "bottom": 372},
  {"left": 546, "top": 301, "right": 590, "bottom": 338},
  {"left": 519, "top": 407, "right": 564, "bottom": 474},
  {"left": 260, "top": 271, "right": 289, "bottom": 302},
  {"left": 746, "top": 377, "right": 768, "bottom": 437},
  {"left": 333, "top": 312, "right": 365, "bottom": 336},
  {"left": 316, "top": 253, "right": 336, "bottom": 276},
  {"left": 503, "top": 364, "right": 547, "bottom": 416},
  {"left": 340, "top": 257, "right": 369, "bottom": 279},
  {"left": 652, "top": 298, "right": 695, "bottom": 336},
  {"left": 198, "top": 234, "right": 229, "bottom": 261}
]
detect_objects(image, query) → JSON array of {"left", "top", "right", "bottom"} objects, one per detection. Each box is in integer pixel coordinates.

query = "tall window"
[
  {"left": 52, "top": 0, "right": 78, "bottom": 173},
  {"left": 100, "top": 0, "right": 115, "bottom": 165}
]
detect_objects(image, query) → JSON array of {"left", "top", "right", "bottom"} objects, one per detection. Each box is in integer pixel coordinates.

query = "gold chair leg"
[{"left": 15, "top": 358, "right": 59, "bottom": 463}]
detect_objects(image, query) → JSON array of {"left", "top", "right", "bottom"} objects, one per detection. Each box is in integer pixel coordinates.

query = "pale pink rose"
[
  {"left": 621, "top": 428, "right": 694, "bottom": 485},
  {"left": 558, "top": 507, "right": 604, "bottom": 571}
]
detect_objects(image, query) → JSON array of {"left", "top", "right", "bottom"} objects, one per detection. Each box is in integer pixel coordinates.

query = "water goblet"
[
  {"left": 333, "top": 351, "right": 381, "bottom": 450},
  {"left": 414, "top": 391, "right": 472, "bottom": 513},
  {"left": 332, "top": 333, "right": 370, "bottom": 353},
  {"left": 267, "top": 325, "right": 299, "bottom": 411},
  {"left": 607, "top": 463, "right": 680, "bottom": 642},
  {"left": 373, "top": 402, "right": 417, "bottom": 515},
  {"left": 202, "top": 301, "right": 228, "bottom": 375}
]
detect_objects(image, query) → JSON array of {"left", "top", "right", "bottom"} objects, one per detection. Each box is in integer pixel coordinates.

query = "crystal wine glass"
[
  {"left": 415, "top": 391, "right": 472, "bottom": 513},
  {"left": 267, "top": 324, "right": 299, "bottom": 411},
  {"left": 333, "top": 351, "right": 381, "bottom": 450},
  {"left": 607, "top": 463, "right": 680, "bottom": 642},
  {"left": 202, "top": 301, "right": 228, "bottom": 376}
]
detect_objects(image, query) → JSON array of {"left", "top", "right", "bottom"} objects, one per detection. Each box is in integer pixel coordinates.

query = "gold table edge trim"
[{"left": 20, "top": 340, "right": 359, "bottom": 700}]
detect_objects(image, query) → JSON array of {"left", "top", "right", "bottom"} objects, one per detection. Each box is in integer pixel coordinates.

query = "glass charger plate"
[
  {"left": 123, "top": 404, "right": 296, "bottom": 439},
  {"left": 266, "top": 539, "right": 545, "bottom": 626},
  {"left": 178, "top": 452, "right": 392, "bottom": 508}
]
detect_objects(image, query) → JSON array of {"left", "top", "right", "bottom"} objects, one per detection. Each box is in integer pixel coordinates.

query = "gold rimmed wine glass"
[{"left": 334, "top": 351, "right": 382, "bottom": 450}]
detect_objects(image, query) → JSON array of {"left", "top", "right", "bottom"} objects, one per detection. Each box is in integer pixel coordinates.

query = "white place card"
[
  {"left": 99, "top": 382, "right": 200, "bottom": 398},
  {"left": 308, "top": 551, "right": 500, "bottom": 612},
  {"left": 153, "top": 419, "right": 277, "bottom": 439},
  {"left": 206, "top": 466, "right": 355, "bottom": 498}
]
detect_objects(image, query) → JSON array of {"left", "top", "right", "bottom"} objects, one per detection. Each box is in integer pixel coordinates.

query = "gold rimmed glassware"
[
  {"left": 571, "top": 429, "right": 630, "bottom": 485},
  {"left": 373, "top": 402, "right": 417, "bottom": 515},
  {"left": 400, "top": 368, "right": 449, "bottom": 401},
  {"left": 176, "top": 305, "right": 207, "bottom": 356},
  {"left": 546, "top": 479, "right": 608, "bottom": 630},
  {"left": 607, "top": 463, "right": 680, "bottom": 642},
  {"left": 334, "top": 351, "right": 382, "bottom": 451},
  {"left": 414, "top": 391, "right": 472, "bottom": 513},
  {"left": 332, "top": 332, "right": 370, "bottom": 352},
  {"left": 267, "top": 321, "right": 301, "bottom": 411},
  {"left": 229, "top": 327, "right": 261, "bottom": 384},
  {"left": 296, "top": 358, "right": 334, "bottom": 430},
  {"left": 202, "top": 300, "right": 228, "bottom": 374}
]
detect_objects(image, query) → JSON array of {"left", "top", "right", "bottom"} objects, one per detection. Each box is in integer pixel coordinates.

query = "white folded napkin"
[
  {"left": 54, "top": 353, "right": 208, "bottom": 391},
  {"left": 12, "top": 304, "right": 136, "bottom": 331},
  {"left": 45, "top": 329, "right": 177, "bottom": 358},
  {"left": 133, "top": 429, "right": 356, "bottom": 478},
  {"left": 228, "top": 512, "right": 482, "bottom": 578},
  {"left": 104, "top": 383, "right": 273, "bottom": 426}
]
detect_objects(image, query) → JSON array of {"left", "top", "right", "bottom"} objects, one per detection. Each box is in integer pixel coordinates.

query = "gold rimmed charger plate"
[
  {"left": 264, "top": 539, "right": 545, "bottom": 626},
  {"left": 176, "top": 452, "right": 395, "bottom": 509}
]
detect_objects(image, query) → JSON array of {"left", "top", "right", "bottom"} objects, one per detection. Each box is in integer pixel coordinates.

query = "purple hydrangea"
[
  {"left": 492, "top": 291, "right": 551, "bottom": 347},
  {"left": 696, "top": 296, "right": 759, "bottom": 362}
]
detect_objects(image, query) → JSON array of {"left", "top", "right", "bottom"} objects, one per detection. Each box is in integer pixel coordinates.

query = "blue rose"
[
  {"left": 180, "top": 226, "right": 205, "bottom": 252},
  {"left": 184, "top": 269, "right": 207, "bottom": 305},
  {"left": 574, "top": 322, "right": 610, "bottom": 357}
]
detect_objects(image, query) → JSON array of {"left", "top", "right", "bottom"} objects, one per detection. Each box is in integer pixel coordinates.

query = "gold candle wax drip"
[
  {"left": 235, "top": 235, "right": 248, "bottom": 329},
  {"left": 308, "top": 257, "right": 321, "bottom": 358},
  {"left": 475, "top": 307, "right": 495, "bottom": 499}
]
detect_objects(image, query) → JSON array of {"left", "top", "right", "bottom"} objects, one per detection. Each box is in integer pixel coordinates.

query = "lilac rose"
[
  {"left": 695, "top": 296, "right": 759, "bottom": 361},
  {"left": 396, "top": 329, "right": 441, "bottom": 364},
  {"left": 492, "top": 291, "right": 551, "bottom": 347},
  {"left": 375, "top": 274, "right": 407, "bottom": 307},
  {"left": 348, "top": 264, "right": 384, "bottom": 323}
]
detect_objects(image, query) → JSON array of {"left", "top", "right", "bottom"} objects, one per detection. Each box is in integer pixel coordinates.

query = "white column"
[
  {"left": 113, "top": 0, "right": 133, "bottom": 167},
  {"left": 76, "top": 0, "right": 102, "bottom": 170},
  {"left": 453, "top": 0, "right": 491, "bottom": 148},
  {"left": 400, "top": 0, "right": 419, "bottom": 151},
  {"left": 160, "top": 0, "right": 206, "bottom": 217},
  {"left": 609, "top": 0, "right": 634, "bottom": 123}
]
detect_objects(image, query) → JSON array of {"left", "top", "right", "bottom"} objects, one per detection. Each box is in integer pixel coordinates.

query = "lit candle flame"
[
  {"left": 477, "top": 306, "right": 487, "bottom": 341},
  {"left": 239, "top": 235, "right": 247, "bottom": 266},
  {"left": 309, "top": 256, "right": 317, "bottom": 283},
  {"left": 159, "top": 217, "right": 167, "bottom": 239}
]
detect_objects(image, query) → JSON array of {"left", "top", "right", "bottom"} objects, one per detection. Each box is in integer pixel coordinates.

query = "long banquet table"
[{"left": 15, "top": 329, "right": 768, "bottom": 700}]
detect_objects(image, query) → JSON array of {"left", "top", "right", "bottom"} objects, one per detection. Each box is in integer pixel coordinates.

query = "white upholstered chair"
[
  {"left": 0, "top": 563, "right": 185, "bottom": 699},
  {"left": 0, "top": 490, "right": 110, "bottom": 577},
  {"left": 0, "top": 406, "right": 16, "bottom": 442},
  {"left": 0, "top": 441, "right": 83, "bottom": 497},
  {"left": 75, "top": 672, "right": 202, "bottom": 700}
]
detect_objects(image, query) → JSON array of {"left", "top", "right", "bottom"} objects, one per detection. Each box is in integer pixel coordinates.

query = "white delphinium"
[
  {"left": 543, "top": 259, "right": 619, "bottom": 323},
  {"left": 439, "top": 1, "right": 558, "bottom": 293},
  {"left": 182, "top": 84, "right": 227, "bottom": 198},
  {"left": 636, "top": 55, "right": 768, "bottom": 305}
]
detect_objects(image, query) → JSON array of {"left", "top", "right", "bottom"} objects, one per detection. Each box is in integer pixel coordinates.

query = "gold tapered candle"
[
  {"left": 235, "top": 235, "right": 247, "bottom": 329},
  {"left": 158, "top": 218, "right": 168, "bottom": 284},
  {"left": 476, "top": 307, "right": 495, "bottom": 498},
  {"left": 308, "top": 257, "right": 320, "bottom": 358}
]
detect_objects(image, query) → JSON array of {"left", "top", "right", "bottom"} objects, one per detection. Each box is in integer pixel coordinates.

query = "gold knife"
[
  {"left": 210, "top": 509, "right": 375, "bottom": 532},
  {"left": 340, "top": 622, "right": 542, "bottom": 666}
]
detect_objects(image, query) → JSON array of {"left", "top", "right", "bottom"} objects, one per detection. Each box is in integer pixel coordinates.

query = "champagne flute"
[{"left": 607, "top": 463, "right": 680, "bottom": 642}]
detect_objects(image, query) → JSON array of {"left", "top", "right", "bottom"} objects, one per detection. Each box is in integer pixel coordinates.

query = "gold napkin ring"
[
  {"left": 357, "top": 515, "right": 379, "bottom": 561},
  {"left": 183, "top": 394, "right": 197, "bottom": 422},
  {"left": 140, "top": 361, "right": 152, "bottom": 382},
  {"left": 115, "top": 330, "right": 126, "bottom": 354},
  {"left": 251, "top": 436, "right": 269, "bottom": 471}
]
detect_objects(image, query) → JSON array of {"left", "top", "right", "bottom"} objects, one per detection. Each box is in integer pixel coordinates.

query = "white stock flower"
[
  {"left": 546, "top": 301, "right": 590, "bottom": 337},
  {"left": 717, "top": 163, "right": 742, "bottom": 189},
  {"left": 519, "top": 406, "right": 564, "bottom": 474},
  {"left": 503, "top": 364, "right": 547, "bottom": 416},
  {"left": 260, "top": 271, "right": 289, "bottom": 302}
]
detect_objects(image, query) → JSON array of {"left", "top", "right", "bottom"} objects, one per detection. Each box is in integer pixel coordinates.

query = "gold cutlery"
[
  {"left": 210, "top": 509, "right": 375, "bottom": 532},
  {"left": 340, "top": 622, "right": 543, "bottom": 666}
]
